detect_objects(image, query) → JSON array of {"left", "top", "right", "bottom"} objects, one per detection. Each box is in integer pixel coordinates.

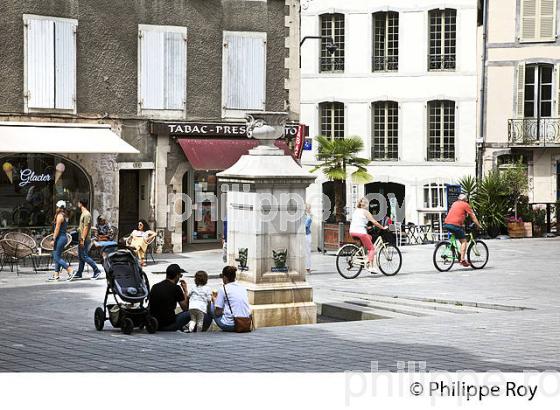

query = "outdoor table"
[
  {"left": 403, "top": 225, "right": 421, "bottom": 245},
  {"left": 417, "top": 225, "right": 433, "bottom": 244}
]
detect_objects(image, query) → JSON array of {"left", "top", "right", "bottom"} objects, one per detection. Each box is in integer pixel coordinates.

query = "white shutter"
[
  {"left": 164, "top": 31, "right": 186, "bottom": 110},
  {"left": 26, "top": 18, "right": 54, "bottom": 108},
  {"left": 539, "top": 0, "right": 557, "bottom": 40},
  {"left": 224, "top": 32, "right": 266, "bottom": 110},
  {"left": 556, "top": 65, "right": 560, "bottom": 116},
  {"left": 140, "top": 29, "right": 165, "bottom": 109},
  {"left": 54, "top": 21, "right": 76, "bottom": 109},
  {"left": 516, "top": 63, "right": 526, "bottom": 118},
  {"left": 521, "top": 0, "right": 538, "bottom": 41}
]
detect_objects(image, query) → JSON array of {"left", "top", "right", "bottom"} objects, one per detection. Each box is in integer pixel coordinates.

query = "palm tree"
[{"left": 311, "top": 135, "right": 373, "bottom": 222}]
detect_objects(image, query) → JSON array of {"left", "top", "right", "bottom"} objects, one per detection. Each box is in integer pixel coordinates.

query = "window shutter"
[
  {"left": 224, "top": 33, "right": 266, "bottom": 110},
  {"left": 540, "top": 0, "right": 557, "bottom": 40},
  {"left": 516, "top": 63, "right": 526, "bottom": 118},
  {"left": 54, "top": 21, "right": 76, "bottom": 109},
  {"left": 26, "top": 18, "right": 54, "bottom": 108},
  {"left": 164, "top": 32, "right": 186, "bottom": 110},
  {"left": 521, "top": 0, "right": 538, "bottom": 41},
  {"left": 140, "top": 29, "right": 165, "bottom": 109},
  {"left": 556, "top": 65, "right": 560, "bottom": 116}
]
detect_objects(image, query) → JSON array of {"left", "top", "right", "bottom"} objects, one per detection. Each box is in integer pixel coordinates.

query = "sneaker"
[
  {"left": 91, "top": 271, "right": 103, "bottom": 280},
  {"left": 47, "top": 275, "right": 60, "bottom": 282},
  {"left": 68, "top": 271, "right": 83, "bottom": 281}
]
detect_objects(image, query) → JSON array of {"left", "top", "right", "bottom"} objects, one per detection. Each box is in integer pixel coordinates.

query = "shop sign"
[
  {"left": 18, "top": 169, "right": 52, "bottom": 187},
  {"left": 164, "top": 123, "right": 248, "bottom": 137},
  {"left": 446, "top": 184, "right": 462, "bottom": 210}
]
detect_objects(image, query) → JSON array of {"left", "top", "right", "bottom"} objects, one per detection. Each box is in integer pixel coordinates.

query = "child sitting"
[{"left": 184, "top": 271, "right": 212, "bottom": 333}]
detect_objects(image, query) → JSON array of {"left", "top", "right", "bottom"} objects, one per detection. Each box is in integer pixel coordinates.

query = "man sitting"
[
  {"left": 149, "top": 264, "right": 211, "bottom": 331},
  {"left": 95, "top": 216, "right": 114, "bottom": 241}
]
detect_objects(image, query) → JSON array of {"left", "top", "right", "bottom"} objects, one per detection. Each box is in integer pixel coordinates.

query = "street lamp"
[{"left": 300, "top": 35, "right": 338, "bottom": 55}]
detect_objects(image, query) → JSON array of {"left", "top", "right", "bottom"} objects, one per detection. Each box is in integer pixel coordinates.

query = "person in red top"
[{"left": 444, "top": 194, "right": 482, "bottom": 267}]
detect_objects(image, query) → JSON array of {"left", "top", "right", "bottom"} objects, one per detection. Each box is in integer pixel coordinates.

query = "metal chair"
[{"left": 124, "top": 233, "right": 156, "bottom": 265}]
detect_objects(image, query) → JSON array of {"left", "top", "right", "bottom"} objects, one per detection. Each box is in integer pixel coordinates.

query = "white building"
[{"left": 300, "top": 0, "right": 479, "bottom": 246}]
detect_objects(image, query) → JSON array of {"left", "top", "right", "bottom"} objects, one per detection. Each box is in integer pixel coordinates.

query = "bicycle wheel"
[
  {"left": 433, "top": 241, "right": 456, "bottom": 272},
  {"left": 467, "top": 240, "right": 488, "bottom": 269},
  {"left": 377, "top": 244, "right": 402, "bottom": 276},
  {"left": 336, "top": 244, "right": 364, "bottom": 279}
]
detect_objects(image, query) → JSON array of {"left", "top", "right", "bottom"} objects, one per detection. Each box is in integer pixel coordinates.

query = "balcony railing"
[
  {"left": 508, "top": 118, "right": 560, "bottom": 146},
  {"left": 428, "top": 54, "right": 456, "bottom": 71},
  {"left": 320, "top": 57, "right": 345, "bottom": 72}
]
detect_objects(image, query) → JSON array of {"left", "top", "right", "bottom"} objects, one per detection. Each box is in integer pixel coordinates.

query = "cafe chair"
[{"left": 0, "top": 238, "right": 38, "bottom": 275}]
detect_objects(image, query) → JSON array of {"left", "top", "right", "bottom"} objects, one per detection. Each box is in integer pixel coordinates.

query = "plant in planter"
[
  {"left": 533, "top": 208, "right": 546, "bottom": 237},
  {"left": 311, "top": 135, "right": 372, "bottom": 223},
  {"left": 506, "top": 215, "right": 525, "bottom": 238},
  {"left": 501, "top": 159, "right": 528, "bottom": 219},
  {"left": 477, "top": 171, "right": 509, "bottom": 237}
]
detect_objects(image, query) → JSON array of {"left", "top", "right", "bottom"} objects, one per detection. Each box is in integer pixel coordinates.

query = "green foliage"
[
  {"left": 501, "top": 159, "right": 528, "bottom": 218},
  {"left": 459, "top": 175, "right": 478, "bottom": 207},
  {"left": 516, "top": 196, "right": 534, "bottom": 223},
  {"left": 311, "top": 135, "right": 373, "bottom": 222},
  {"left": 476, "top": 170, "right": 509, "bottom": 235},
  {"left": 533, "top": 208, "right": 546, "bottom": 227}
]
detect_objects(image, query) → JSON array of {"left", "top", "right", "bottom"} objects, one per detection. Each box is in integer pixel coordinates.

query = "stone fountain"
[{"left": 217, "top": 113, "right": 317, "bottom": 328}]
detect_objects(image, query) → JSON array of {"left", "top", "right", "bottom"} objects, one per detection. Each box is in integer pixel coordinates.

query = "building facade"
[
  {"left": 481, "top": 0, "right": 560, "bottom": 206},
  {"left": 300, "top": 0, "right": 479, "bottom": 245},
  {"left": 0, "top": 0, "right": 300, "bottom": 252}
]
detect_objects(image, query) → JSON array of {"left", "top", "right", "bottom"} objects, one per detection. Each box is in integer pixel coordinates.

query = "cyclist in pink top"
[{"left": 444, "top": 194, "right": 482, "bottom": 267}]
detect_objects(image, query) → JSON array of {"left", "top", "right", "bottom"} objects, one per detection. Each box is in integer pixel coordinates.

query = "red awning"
[{"left": 177, "top": 138, "right": 294, "bottom": 170}]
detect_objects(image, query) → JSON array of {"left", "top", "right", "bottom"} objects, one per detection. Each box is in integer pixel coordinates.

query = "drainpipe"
[{"left": 476, "top": 0, "right": 489, "bottom": 181}]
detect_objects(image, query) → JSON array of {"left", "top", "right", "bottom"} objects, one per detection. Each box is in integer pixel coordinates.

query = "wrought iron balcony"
[
  {"left": 428, "top": 54, "right": 456, "bottom": 71},
  {"left": 508, "top": 118, "right": 560, "bottom": 147}
]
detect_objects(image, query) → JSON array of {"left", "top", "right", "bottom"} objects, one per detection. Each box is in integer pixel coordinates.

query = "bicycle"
[
  {"left": 432, "top": 225, "right": 489, "bottom": 272},
  {"left": 336, "top": 230, "right": 402, "bottom": 279}
]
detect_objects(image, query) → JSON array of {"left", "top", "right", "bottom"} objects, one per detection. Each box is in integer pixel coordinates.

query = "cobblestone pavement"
[{"left": 0, "top": 238, "right": 559, "bottom": 372}]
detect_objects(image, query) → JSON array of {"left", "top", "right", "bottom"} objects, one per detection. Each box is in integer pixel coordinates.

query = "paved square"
[{"left": 0, "top": 238, "right": 559, "bottom": 372}]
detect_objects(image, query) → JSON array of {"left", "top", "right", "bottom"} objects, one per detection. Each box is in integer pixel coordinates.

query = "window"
[
  {"left": 138, "top": 25, "right": 187, "bottom": 114},
  {"left": 427, "top": 100, "right": 455, "bottom": 161},
  {"left": 320, "top": 13, "right": 345, "bottom": 72},
  {"left": 373, "top": 12, "right": 399, "bottom": 72},
  {"left": 319, "top": 102, "right": 345, "bottom": 139},
  {"left": 517, "top": 63, "right": 554, "bottom": 118},
  {"left": 372, "top": 101, "right": 398, "bottom": 160},
  {"left": 428, "top": 9, "right": 456, "bottom": 71},
  {"left": 423, "top": 183, "right": 446, "bottom": 209},
  {"left": 520, "top": 0, "right": 557, "bottom": 42},
  {"left": 24, "top": 15, "right": 77, "bottom": 112},
  {"left": 222, "top": 31, "right": 267, "bottom": 116}
]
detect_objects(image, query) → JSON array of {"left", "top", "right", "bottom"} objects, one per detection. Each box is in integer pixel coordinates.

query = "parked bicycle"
[
  {"left": 336, "top": 230, "right": 402, "bottom": 279},
  {"left": 433, "top": 224, "right": 489, "bottom": 271}
]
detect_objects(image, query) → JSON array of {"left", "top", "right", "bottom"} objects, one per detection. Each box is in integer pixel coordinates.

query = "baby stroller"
[{"left": 93, "top": 248, "right": 158, "bottom": 335}]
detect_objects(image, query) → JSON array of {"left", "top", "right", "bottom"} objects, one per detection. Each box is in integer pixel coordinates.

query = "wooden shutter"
[
  {"left": 54, "top": 21, "right": 76, "bottom": 109},
  {"left": 164, "top": 31, "right": 186, "bottom": 110},
  {"left": 140, "top": 29, "right": 165, "bottom": 109},
  {"left": 223, "top": 32, "right": 266, "bottom": 110},
  {"left": 521, "top": 0, "right": 538, "bottom": 41},
  {"left": 26, "top": 18, "right": 54, "bottom": 108},
  {"left": 516, "top": 63, "right": 526, "bottom": 118},
  {"left": 539, "top": 0, "right": 557, "bottom": 40},
  {"left": 556, "top": 65, "right": 560, "bottom": 116}
]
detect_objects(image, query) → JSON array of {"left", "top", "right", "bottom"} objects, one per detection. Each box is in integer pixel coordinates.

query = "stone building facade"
[{"left": 0, "top": 0, "right": 301, "bottom": 251}]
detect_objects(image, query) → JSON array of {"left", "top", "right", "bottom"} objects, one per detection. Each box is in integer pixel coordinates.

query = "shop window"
[
  {"left": 24, "top": 15, "right": 77, "bottom": 112},
  {"left": 0, "top": 154, "right": 91, "bottom": 230},
  {"left": 372, "top": 11, "right": 399, "bottom": 72},
  {"left": 222, "top": 31, "right": 267, "bottom": 117},
  {"left": 193, "top": 171, "right": 217, "bottom": 240},
  {"left": 428, "top": 9, "right": 456, "bottom": 71},
  {"left": 138, "top": 24, "right": 187, "bottom": 114}
]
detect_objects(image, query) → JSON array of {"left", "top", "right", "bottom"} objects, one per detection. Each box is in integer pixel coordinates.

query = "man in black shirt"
[{"left": 149, "top": 264, "right": 190, "bottom": 331}]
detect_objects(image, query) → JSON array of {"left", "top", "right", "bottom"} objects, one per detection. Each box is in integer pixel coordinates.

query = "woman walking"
[{"left": 48, "top": 200, "right": 73, "bottom": 281}]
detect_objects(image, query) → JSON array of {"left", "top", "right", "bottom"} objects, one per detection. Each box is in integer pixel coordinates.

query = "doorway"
[
  {"left": 118, "top": 170, "right": 139, "bottom": 237},
  {"left": 365, "top": 182, "right": 405, "bottom": 223}
]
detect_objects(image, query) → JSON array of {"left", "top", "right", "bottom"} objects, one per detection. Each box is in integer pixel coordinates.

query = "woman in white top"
[{"left": 349, "top": 198, "right": 387, "bottom": 271}]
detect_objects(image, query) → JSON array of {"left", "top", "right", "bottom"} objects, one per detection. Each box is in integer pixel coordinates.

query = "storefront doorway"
[{"left": 118, "top": 170, "right": 139, "bottom": 238}]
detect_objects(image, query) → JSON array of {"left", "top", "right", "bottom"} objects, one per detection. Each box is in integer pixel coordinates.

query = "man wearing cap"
[
  {"left": 443, "top": 194, "right": 482, "bottom": 267},
  {"left": 149, "top": 264, "right": 212, "bottom": 331}
]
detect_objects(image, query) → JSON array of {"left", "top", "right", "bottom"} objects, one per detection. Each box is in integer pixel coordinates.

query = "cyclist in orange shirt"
[{"left": 443, "top": 194, "right": 482, "bottom": 267}]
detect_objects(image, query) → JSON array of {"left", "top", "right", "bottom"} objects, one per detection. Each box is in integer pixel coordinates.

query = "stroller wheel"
[
  {"left": 146, "top": 315, "right": 158, "bottom": 334},
  {"left": 121, "top": 317, "right": 134, "bottom": 335},
  {"left": 94, "top": 307, "right": 105, "bottom": 331}
]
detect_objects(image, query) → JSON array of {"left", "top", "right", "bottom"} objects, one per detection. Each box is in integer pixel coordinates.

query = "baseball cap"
[
  {"left": 166, "top": 263, "right": 186, "bottom": 278},
  {"left": 56, "top": 200, "right": 67, "bottom": 208}
]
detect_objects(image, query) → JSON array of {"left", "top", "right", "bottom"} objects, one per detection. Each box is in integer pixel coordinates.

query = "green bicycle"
[{"left": 433, "top": 225, "right": 489, "bottom": 272}]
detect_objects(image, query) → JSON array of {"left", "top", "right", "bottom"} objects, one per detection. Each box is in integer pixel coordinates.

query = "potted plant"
[
  {"left": 507, "top": 216, "right": 525, "bottom": 238},
  {"left": 312, "top": 136, "right": 372, "bottom": 249},
  {"left": 533, "top": 208, "right": 546, "bottom": 237},
  {"left": 516, "top": 195, "right": 534, "bottom": 237}
]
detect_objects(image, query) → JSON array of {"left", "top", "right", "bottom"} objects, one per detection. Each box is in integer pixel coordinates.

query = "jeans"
[
  {"left": 214, "top": 314, "right": 235, "bottom": 332},
  {"left": 77, "top": 239, "right": 100, "bottom": 274},
  {"left": 52, "top": 236, "right": 69, "bottom": 272},
  {"left": 159, "top": 310, "right": 213, "bottom": 332}
]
